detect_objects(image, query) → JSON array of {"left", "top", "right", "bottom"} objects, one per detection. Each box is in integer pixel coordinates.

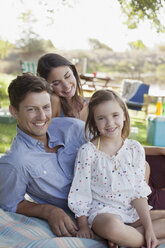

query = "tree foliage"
[
  {"left": 37, "top": 0, "right": 165, "bottom": 33},
  {"left": 118, "top": 0, "right": 165, "bottom": 32},
  {"left": 128, "top": 40, "right": 146, "bottom": 50},
  {"left": 157, "top": 43, "right": 165, "bottom": 51},
  {"left": 0, "top": 40, "right": 13, "bottom": 59},
  {"left": 88, "top": 38, "right": 113, "bottom": 51},
  {"left": 16, "top": 9, "right": 55, "bottom": 53}
]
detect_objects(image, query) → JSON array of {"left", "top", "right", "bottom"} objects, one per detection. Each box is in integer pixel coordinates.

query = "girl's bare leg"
[
  {"left": 92, "top": 213, "right": 145, "bottom": 247},
  {"left": 132, "top": 210, "right": 165, "bottom": 228}
]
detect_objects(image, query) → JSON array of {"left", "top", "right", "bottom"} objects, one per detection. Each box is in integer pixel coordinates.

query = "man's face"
[{"left": 11, "top": 91, "right": 52, "bottom": 142}]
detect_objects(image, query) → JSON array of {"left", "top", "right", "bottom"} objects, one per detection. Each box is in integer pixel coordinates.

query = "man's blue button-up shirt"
[{"left": 0, "top": 117, "right": 86, "bottom": 212}]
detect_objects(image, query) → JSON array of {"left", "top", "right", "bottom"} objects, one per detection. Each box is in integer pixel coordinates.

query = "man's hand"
[
  {"left": 47, "top": 207, "right": 77, "bottom": 237},
  {"left": 17, "top": 200, "right": 77, "bottom": 237}
]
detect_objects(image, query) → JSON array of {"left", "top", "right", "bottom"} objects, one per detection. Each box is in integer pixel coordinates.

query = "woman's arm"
[{"left": 144, "top": 146, "right": 165, "bottom": 156}]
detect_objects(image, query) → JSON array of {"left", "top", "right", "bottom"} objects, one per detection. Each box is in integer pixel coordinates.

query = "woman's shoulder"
[
  {"left": 50, "top": 94, "right": 61, "bottom": 117},
  {"left": 51, "top": 94, "right": 60, "bottom": 103},
  {"left": 79, "top": 96, "right": 88, "bottom": 121}
]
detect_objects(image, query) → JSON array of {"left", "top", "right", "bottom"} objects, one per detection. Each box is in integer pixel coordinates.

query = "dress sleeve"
[
  {"left": 68, "top": 143, "right": 93, "bottom": 217},
  {"left": 131, "top": 140, "right": 151, "bottom": 200}
]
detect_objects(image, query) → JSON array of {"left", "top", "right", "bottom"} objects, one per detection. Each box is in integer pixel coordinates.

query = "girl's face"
[
  {"left": 47, "top": 66, "right": 77, "bottom": 99},
  {"left": 94, "top": 100, "right": 126, "bottom": 139}
]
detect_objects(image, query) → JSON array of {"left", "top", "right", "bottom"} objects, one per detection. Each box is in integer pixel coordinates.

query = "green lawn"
[
  {"left": 0, "top": 122, "right": 17, "bottom": 153},
  {"left": 129, "top": 113, "right": 150, "bottom": 146}
]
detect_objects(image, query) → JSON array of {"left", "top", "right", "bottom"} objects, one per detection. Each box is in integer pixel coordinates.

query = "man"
[{"left": 0, "top": 73, "right": 86, "bottom": 237}]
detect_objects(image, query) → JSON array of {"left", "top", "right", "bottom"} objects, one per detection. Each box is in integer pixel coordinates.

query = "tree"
[
  {"left": 156, "top": 63, "right": 165, "bottom": 81},
  {"left": 0, "top": 40, "right": 13, "bottom": 59},
  {"left": 128, "top": 40, "right": 146, "bottom": 50},
  {"left": 157, "top": 43, "right": 165, "bottom": 51},
  {"left": 118, "top": 0, "right": 165, "bottom": 32},
  {"left": 88, "top": 38, "right": 113, "bottom": 51},
  {"left": 16, "top": 10, "right": 40, "bottom": 53},
  {"left": 39, "top": 0, "right": 165, "bottom": 32}
]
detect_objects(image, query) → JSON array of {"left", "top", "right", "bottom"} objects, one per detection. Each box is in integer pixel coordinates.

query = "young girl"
[
  {"left": 37, "top": 53, "right": 88, "bottom": 121},
  {"left": 68, "top": 89, "right": 165, "bottom": 248}
]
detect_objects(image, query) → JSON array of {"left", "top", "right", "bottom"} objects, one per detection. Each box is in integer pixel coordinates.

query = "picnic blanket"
[
  {"left": 0, "top": 208, "right": 165, "bottom": 248},
  {"left": 0, "top": 208, "right": 107, "bottom": 248}
]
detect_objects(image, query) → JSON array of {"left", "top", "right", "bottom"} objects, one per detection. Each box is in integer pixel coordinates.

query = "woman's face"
[{"left": 47, "top": 66, "right": 77, "bottom": 99}]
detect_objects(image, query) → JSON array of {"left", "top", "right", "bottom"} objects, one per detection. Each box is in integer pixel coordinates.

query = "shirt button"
[{"left": 43, "top": 170, "right": 47, "bottom": 174}]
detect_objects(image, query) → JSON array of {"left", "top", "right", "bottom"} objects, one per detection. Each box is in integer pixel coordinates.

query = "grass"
[
  {"left": 128, "top": 103, "right": 156, "bottom": 146},
  {"left": 0, "top": 122, "right": 17, "bottom": 153},
  {"left": 129, "top": 113, "right": 150, "bottom": 146}
]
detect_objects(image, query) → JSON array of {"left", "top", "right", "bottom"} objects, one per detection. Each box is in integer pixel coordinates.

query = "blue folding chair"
[
  {"left": 126, "top": 83, "right": 150, "bottom": 111},
  {"left": 124, "top": 83, "right": 150, "bottom": 119}
]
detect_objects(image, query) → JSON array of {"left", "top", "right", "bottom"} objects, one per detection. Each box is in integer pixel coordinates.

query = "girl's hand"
[
  {"left": 145, "top": 228, "right": 158, "bottom": 248},
  {"left": 108, "top": 240, "right": 119, "bottom": 248},
  {"left": 76, "top": 226, "right": 94, "bottom": 239}
]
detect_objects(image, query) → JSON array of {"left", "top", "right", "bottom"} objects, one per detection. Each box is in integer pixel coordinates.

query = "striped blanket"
[
  {"left": 0, "top": 209, "right": 165, "bottom": 248},
  {"left": 0, "top": 208, "right": 107, "bottom": 248}
]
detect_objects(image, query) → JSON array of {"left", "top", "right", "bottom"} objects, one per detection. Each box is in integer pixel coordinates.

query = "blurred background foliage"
[{"left": 0, "top": 0, "right": 165, "bottom": 152}]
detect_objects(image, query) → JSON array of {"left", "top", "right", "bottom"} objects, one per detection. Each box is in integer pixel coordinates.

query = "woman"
[{"left": 37, "top": 53, "right": 88, "bottom": 121}]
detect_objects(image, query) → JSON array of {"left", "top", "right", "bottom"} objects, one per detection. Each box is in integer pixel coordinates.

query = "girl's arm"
[
  {"left": 68, "top": 144, "right": 93, "bottom": 236},
  {"left": 76, "top": 215, "right": 94, "bottom": 239},
  {"left": 144, "top": 146, "right": 165, "bottom": 156},
  {"left": 132, "top": 198, "right": 158, "bottom": 248}
]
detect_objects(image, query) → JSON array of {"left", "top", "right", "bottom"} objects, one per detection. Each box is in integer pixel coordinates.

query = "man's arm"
[{"left": 17, "top": 200, "right": 77, "bottom": 237}]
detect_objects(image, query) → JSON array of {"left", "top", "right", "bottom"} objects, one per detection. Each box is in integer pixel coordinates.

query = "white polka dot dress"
[{"left": 68, "top": 139, "right": 151, "bottom": 226}]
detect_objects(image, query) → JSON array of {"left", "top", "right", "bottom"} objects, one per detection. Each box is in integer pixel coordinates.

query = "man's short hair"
[{"left": 8, "top": 73, "right": 50, "bottom": 110}]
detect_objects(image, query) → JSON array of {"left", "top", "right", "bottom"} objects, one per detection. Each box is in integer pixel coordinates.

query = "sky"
[{"left": 1, "top": 0, "right": 165, "bottom": 52}]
